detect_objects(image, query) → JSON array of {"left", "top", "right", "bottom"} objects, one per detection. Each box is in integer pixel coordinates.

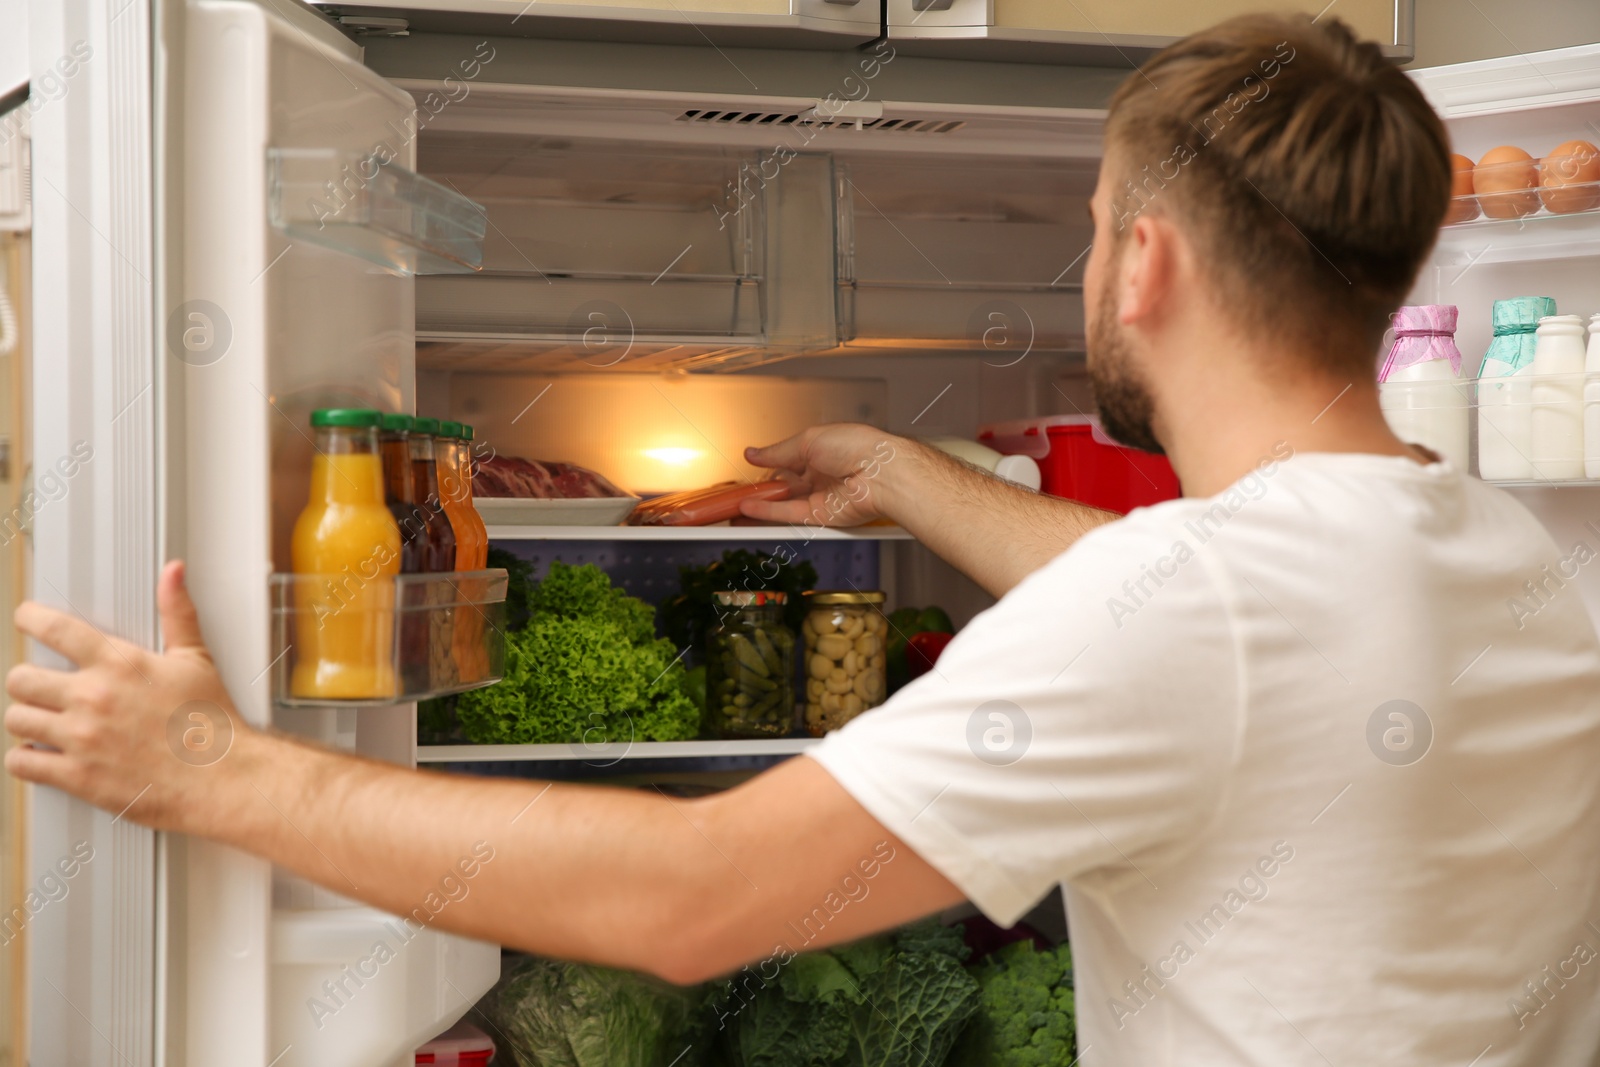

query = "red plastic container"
[
  {"left": 416, "top": 1021, "right": 495, "bottom": 1065},
  {"left": 978, "top": 415, "right": 1181, "bottom": 514}
]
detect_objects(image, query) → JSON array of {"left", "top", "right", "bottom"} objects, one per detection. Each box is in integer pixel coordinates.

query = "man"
[{"left": 8, "top": 12, "right": 1600, "bottom": 1065}]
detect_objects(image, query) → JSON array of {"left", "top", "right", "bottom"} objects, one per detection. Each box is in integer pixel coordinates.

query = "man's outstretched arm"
[
  {"left": 742, "top": 425, "right": 1117, "bottom": 598},
  {"left": 3, "top": 562, "right": 964, "bottom": 984}
]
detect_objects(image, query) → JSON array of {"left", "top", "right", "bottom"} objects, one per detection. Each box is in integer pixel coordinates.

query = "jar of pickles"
[
  {"left": 707, "top": 591, "right": 796, "bottom": 738},
  {"left": 801, "top": 591, "right": 887, "bottom": 737}
]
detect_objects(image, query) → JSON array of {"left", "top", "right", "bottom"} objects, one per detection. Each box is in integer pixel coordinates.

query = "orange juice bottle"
[
  {"left": 457, "top": 424, "right": 490, "bottom": 569},
  {"left": 438, "top": 422, "right": 490, "bottom": 681},
  {"left": 290, "top": 409, "right": 402, "bottom": 699},
  {"left": 436, "top": 421, "right": 487, "bottom": 570}
]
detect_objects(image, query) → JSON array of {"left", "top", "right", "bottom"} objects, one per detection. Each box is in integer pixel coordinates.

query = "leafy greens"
[{"left": 457, "top": 561, "right": 700, "bottom": 745}]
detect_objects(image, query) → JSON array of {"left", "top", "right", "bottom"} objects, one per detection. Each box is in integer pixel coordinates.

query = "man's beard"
[{"left": 1085, "top": 285, "right": 1165, "bottom": 455}]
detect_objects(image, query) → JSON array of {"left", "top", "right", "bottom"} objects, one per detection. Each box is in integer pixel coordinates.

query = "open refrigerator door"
[
  {"left": 144, "top": 2, "right": 499, "bottom": 1065},
  {"left": 1407, "top": 43, "right": 1600, "bottom": 626}
]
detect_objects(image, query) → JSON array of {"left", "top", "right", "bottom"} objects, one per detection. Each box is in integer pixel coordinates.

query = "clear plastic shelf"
[
  {"left": 1436, "top": 158, "right": 1600, "bottom": 265},
  {"left": 267, "top": 148, "right": 488, "bottom": 275},
  {"left": 269, "top": 569, "right": 507, "bottom": 708}
]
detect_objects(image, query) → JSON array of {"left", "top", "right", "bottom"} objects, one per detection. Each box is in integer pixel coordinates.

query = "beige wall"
[{"left": 1409, "top": 0, "right": 1600, "bottom": 68}]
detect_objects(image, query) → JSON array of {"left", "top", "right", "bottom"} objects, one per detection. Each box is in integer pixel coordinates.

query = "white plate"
[{"left": 475, "top": 496, "right": 640, "bottom": 527}]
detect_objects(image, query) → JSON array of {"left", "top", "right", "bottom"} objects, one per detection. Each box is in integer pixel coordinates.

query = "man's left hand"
[{"left": 4, "top": 560, "right": 249, "bottom": 834}]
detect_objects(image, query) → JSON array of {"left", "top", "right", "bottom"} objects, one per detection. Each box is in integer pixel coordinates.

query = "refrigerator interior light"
[
  {"left": 451, "top": 373, "right": 888, "bottom": 496},
  {"left": 643, "top": 446, "right": 703, "bottom": 466}
]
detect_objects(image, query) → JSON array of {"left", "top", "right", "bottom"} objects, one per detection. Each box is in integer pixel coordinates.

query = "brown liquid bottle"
[
  {"left": 410, "top": 418, "right": 459, "bottom": 690},
  {"left": 408, "top": 418, "right": 457, "bottom": 573},
  {"left": 380, "top": 413, "right": 429, "bottom": 692},
  {"left": 379, "top": 414, "right": 427, "bottom": 575}
]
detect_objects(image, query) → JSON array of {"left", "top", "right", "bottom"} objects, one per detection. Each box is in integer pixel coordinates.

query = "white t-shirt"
[{"left": 811, "top": 451, "right": 1600, "bottom": 1067}]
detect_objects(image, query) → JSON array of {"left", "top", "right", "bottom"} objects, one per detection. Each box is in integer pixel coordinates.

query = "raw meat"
[{"left": 471, "top": 455, "right": 623, "bottom": 499}]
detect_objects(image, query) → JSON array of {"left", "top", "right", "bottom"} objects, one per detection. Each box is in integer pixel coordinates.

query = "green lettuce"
[
  {"left": 475, "top": 956, "right": 704, "bottom": 1067},
  {"left": 458, "top": 562, "right": 699, "bottom": 745}
]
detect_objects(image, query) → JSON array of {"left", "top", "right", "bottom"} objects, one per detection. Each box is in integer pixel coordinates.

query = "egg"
[
  {"left": 1475, "top": 146, "right": 1540, "bottom": 219},
  {"left": 1444, "top": 153, "right": 1479, "bottom": 224},
  {"left": 1539, "top": 139, "right": 1600, "bottom": 214}
]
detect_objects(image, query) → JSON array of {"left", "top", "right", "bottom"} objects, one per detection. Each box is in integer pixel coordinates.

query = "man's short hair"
[{"left": 1104, "top": 14, "right": 1452, "bottom": 372}]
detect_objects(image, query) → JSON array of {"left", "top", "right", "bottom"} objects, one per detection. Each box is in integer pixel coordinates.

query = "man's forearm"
[
  {"left": 196, "top": 729, "right": 957, "bottom": 984},
  {"left": 207, "top": 729, "right": 724, "bottom": 977},
  {"left": 878, "top": 440, "right": 1118, "bottom": 597}
]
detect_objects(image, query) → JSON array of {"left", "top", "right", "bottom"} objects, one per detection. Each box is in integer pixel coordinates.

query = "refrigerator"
[{"left": 15, "top": 0, "right": 1600, "bottom": 1063}]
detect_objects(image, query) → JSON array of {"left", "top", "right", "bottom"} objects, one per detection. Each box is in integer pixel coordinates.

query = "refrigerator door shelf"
[
  {"left": 272, "top": 906, "right": 499, "bottom": 1067},
  {"left": 269, "top": 569, "right": 509, "bottom": 708},
  {"left": 1436, "top": 190, "right": 1600, "bottom": 266},
  {"left": 268, "top": 147, "right": 489, "bottom": 275}
]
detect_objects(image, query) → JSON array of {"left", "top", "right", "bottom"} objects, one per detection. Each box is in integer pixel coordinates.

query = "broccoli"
[{"left": 951, "top": 940, "right": 1076, "bottom": 1067}]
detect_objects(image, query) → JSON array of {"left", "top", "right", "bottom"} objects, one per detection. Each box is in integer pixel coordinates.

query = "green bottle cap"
[
  {"left": 438, "top": 420, "right": 464, "bottom": 438},
  {"left": 310, "top": 408, "right": 381, "bottom": 428},
  {"left": 412, "top": 417, "right": 441, "bottom": 435},
  {"left": 378, "top": 412, "right": 414, "bottom": 432},
  {"left": 459, "top": 424, "right": 475, "bottom": 441}
]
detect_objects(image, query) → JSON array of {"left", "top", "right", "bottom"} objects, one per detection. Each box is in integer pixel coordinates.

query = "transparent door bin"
[
  {"left": 1445, "top": 157, "right": 1600, "bottom": 229},
  {"left": 270, "top": 570, "right": 508, "bottom": 708},
  {"left": 1471, "top": 373, "right": 1600, "bottom": 487},
  {"left": 1378, "top": 378, "right": 1473, "bottom": 474},
  {"left": 1382, "top": 375, "right": 1600, "bottom": 487},
  {"left": 1436, "top": 158, "right": 1600, "bottom": 263},
  {"left": 268, "top": 147, "right": 489, "bottom": 275}
]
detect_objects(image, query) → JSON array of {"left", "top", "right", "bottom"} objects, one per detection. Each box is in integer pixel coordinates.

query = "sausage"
[{"left": 627, "top": 480, "right": 792, "bottom": 526}]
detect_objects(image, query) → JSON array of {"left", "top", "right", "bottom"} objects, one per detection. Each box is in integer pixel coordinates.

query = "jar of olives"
[
  {"left": 801, "top": 591, "right": 887, "bottom": 737},
  {"left": 706, "top": 591, "right": 796, "bottom": 738}
]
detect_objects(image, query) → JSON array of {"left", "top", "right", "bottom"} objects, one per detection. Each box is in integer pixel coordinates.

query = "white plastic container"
[
  {"left": 1585, "top": 313, "right": 1600, "bottom": 479},
  {"left": 926, "top": 435, "right": 1042, "bottom": 491},
  {"left": 1477, "top": 371, "right": 1536, "bottom": 480},
  {"left": 1530, "top": 315, "right": 1588, "bottom": 480},
  {"left": 1380, "top": 359, "right": 1471, "bottom": 471}
]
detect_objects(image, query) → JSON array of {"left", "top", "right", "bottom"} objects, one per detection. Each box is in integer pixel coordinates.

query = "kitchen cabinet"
[
  {"left": 312, "top": 0, "right": 881, "bottom": 48},
  {"left": 886, "top": 0, "right": 1414, "bottom": 65}
]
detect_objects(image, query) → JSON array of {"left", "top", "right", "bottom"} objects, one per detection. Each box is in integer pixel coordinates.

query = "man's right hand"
[
  {"left": 742, "top": 423, "right": 1117, "bottom": 599},
  {"left": 741, "top": 424, "right": 909, "bottom": 529}
]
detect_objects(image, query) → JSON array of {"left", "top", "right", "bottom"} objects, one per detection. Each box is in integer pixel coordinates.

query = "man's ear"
[{"left": 1116, "top": 213, "right": 1177, "bottom": 328}]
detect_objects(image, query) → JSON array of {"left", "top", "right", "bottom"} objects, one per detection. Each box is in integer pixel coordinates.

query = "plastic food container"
[
  {"left": 707, "top": 591, "right": 796, "bottom": 737},
  {"left": 416, "top": 1020, "right": 495, "bottom": 1065},
  {"left": 802, "top": 591, "right": 887, "bottom": 737},
  {"left": 978, "top": 415, "right": 1181, "bottom": 514}
]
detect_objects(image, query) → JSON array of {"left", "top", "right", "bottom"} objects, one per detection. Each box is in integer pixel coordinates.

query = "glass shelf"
[
  {"left": 418, "top": 738, "right": 820, "bottom": 784},
  {"left": 483, "top": 524, "right": 913, "bottom": 542},
  {"left": 267, "top": 148, "right": 488, "bottom": 275},
  {"left": 417, "top": 738, "right": 819, "bottom": 763},
  {"left": 1481, "top": 479, "right": 1600, "bottom": 488},
  {"left": 269, "top": 569, "right": 507, "bottom": 708}
]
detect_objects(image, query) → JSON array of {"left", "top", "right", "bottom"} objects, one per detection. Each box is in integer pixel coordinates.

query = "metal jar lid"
[
  {"left": 804, "top": 590, "right": 885, "bottom": 605},
  {"left": 714, "top": 591, "right": 787, "bottom": 606}
]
